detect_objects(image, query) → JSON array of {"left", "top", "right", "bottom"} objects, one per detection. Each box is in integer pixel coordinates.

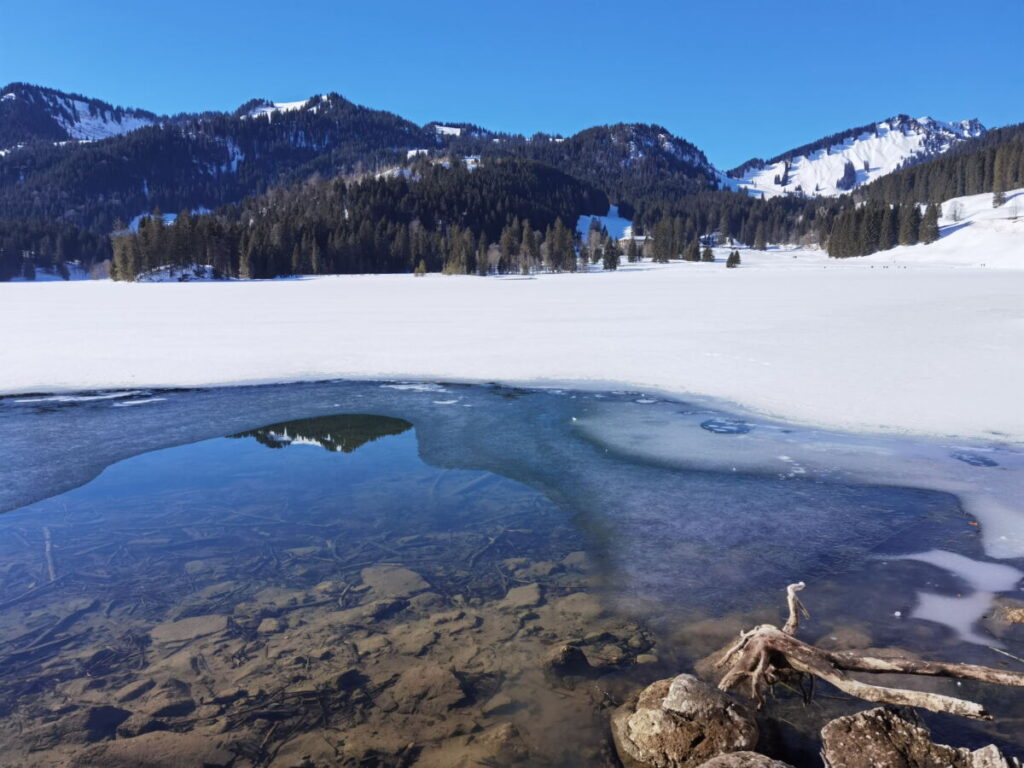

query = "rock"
[
  {"left": 149, "top": 614, "right": 227, "bottom": 645},
  {"left": 257, "top": 617, "right": 283, "bottom": 633},
  {"left": 611, "top": 674, "right": 758, "bottom": 768},
  {"left": 380, "top": 662, "right": 465, "bottom": 716},
  {"left": 355, "top": 634, "right": 390, "bottom": 656},
  {"left": 138, "top": 679, "right": 195, "bottom": 719},
  {"left": 501, "top": 583, "right": 543, "bottom": 609},
  {"left": 820, "top": 706, "right": 1022, "bottom": 768},
  {"left": 69, "top": 731, "right": 236, "bottom": 767},
  {"left": 481, "top": 692, "right": 517, "bottom": 716},
  {"left": 114, "top": 678, "right": 155, "bottom": 703},
  {"left": 699, "top": 752, "right": 795, "bottom": 767},
  {"left": 360, "top": 565, "right": 429, "bottom": 598},
  {"left": 561, "top": 551, "right": 591, "bottom": 570},
  {"left": 21, "top": 705, "right": 132, "bottom": 750},
  {"left": 520, "top": 560, "right": 562, "bottom": 578},
  {"left": 636, "top": 653, "right": 659, "bottom": 665},
  {"left": 544, "top": 645, "right": 593, "bottom": 679}
]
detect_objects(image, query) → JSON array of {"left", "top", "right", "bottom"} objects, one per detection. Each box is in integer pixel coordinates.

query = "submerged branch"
[{"left": 715, "top": 582, "right": 1024, "bottom": 721}]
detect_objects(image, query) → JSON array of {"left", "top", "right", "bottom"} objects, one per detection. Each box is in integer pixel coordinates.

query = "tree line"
[{"left": 110, "top": 158, "right": 607, "bottom": 280}]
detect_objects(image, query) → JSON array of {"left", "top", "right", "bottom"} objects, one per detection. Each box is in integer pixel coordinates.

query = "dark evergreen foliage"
[{"left": 109, "top": 158, "right": 603, "bottom": 279}]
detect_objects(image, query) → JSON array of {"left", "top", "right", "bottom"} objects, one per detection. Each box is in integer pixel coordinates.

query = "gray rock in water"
[
  {"left": 821, "top": 707, "right": 1022, "bottom": 768},
  {"left": 699, "top": 752, "right": 795, "bottom": 768},
  {"left": 611, "top": 673, "right": 758, "bottom": 768},
  {"left": 544, "top": 644, "right": 593, "bottom": 679}
]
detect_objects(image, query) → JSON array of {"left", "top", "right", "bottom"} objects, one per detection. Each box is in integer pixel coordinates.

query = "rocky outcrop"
[
  {"left": 821, "top": 707, "right": 1022, "bottom": 768},
  {"left": 699, "top": 752, "right": 795, "bottom": 768},
  {"left": 611, "top": 673, "right": 758, "bottom": 768}
]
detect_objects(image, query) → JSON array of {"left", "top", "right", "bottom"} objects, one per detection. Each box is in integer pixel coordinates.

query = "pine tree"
[
  {"left": 753, "top": 222, "right": 767, "bottom": 251},
  {"left": 992, "top": 147, "right": 1007, "bottom": 207},
  {"left": 701, "top": 246, "right": 714, "bottom": 262},
  {"left": 919, "top": 203, "right": 940, "bottom": 244},
  {"left": 626, "top": 237, "right": 639, "bottom": 263},
  {"left": 879, "top": 205, "right": 897, "bottom": 251},
  {"left": 414, "top": 258, "right": 427, "bottom": 276},
  {"left": 898, "top": 203, "right": 922, "bottom": 246},
  {"left": 685, "top": 239, "right": 701, "bottom": 262},
  {"left": 726, "top": 251, "right": 740, "bottom": 268},
  {"left": 476, "top": 235, "right": 488, "bottom": 276},
  {"left": 602, "top": 238, "right": 620, "bottom": 270}
]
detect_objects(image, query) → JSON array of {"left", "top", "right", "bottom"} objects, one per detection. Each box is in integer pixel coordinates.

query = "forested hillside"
[{"left": 109, "top": 158, "right": 607, "bottom": 279}]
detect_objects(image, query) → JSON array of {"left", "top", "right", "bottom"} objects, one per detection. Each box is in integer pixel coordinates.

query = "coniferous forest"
[{"left": 1, "top": 81, "right": 1022, "bottom": 280}]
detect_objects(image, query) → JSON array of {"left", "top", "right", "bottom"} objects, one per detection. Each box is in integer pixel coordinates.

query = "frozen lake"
[{"left": 0, "top": 381, "right": 1021, "bottom": 766}]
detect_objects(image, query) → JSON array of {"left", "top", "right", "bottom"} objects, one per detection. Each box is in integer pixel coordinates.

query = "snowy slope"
[
  {"left": 0, "top": 83, "right": 158, "bottom": 145},
  {"left": 725, "top": 116, "right": 984, "bottom": 198},
  {"left": 576, "top": 205, "right": 633, "bottom": 242}
]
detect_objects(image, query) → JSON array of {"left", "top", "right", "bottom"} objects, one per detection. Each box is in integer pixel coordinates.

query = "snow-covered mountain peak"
[
  {"left": 0, "top": 82, "right": 159, "bottom": 146},
  {"left": 725, "top": 114, "right": 986, "bottom": 198},
  {"left": 239, "top": 94, "right": 332, "bottom": 120}
]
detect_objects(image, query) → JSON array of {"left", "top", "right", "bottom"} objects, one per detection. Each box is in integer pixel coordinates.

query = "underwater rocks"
[
  {"left": 611, "top": 673, "right": 759, "bottom": 768},
  {"left": 820, "top": 707, "right": 1022, "bottom": 768}
]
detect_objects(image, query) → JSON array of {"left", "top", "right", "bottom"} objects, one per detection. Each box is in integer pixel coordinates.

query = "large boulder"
[
  {"left": 611, "top": 674, "right": 759, "bottom": 768},
  {"left": 699, "top": 753, "right": 795, "bottom": 767},
  {"left": 821, "top": 707, "right": 1022, "bottom": 768}
]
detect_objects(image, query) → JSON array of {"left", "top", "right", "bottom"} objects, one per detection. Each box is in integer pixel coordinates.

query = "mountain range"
[
  {"left": 0, "top": 82, "right": 985, "bottom": 228},
  {"left": 2, "top": 81, "right": 1020, "bottom": 282}
]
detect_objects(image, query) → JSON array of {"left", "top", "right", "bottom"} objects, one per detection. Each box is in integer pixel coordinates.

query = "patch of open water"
[{"left": 0, "top": 381, "right": 1021, "bottom": 766}]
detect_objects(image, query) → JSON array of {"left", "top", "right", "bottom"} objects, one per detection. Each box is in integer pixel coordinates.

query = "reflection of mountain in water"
[{"left": 231, "top": 414, "right": 413, "bottom": 454}]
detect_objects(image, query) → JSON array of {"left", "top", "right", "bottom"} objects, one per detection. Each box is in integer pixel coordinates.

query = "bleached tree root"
[{"left": 714, "top": 582, "right": 1024, "bottom": 721}]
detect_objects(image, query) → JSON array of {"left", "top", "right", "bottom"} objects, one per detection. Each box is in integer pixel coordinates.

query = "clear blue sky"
[{"left": 2, "top": 0, "right": 1020, "bottom": 168}]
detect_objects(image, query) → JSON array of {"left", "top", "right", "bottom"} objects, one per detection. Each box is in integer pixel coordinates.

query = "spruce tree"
[
  {"left": 701, "top": 246, "right": 714, "bottom": 262},
  {"left": 753, "top": 222, "right": 767, "bottom": 251},
  {"left": 919, "top": 203, "right": 940, "bottom": 244},
  {"left": 879, "top": 205, "right": 897, "bottom": 251},
  {"left": 898, "top": 203, "right": 921, "bottom": 246},
  {"left": 602, "top": 238, "right": 620, "bottom": 270},
  {"left": 992, "top": 147, "right": 1007, "bottom": 207}
]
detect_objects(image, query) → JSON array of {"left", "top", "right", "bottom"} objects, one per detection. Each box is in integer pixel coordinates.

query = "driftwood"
[{"left": 715, "top": 582, "right": 1024, "bottom": 720}]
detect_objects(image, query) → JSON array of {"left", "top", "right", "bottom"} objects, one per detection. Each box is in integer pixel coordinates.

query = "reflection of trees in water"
[{"left": 230, "top": 414, "right": 413, "bottom": 454}]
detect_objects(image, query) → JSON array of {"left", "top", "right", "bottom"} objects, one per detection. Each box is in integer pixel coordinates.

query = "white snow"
[
  {"left": 1, "top": 187, "right": 1022, "bottom": 448},
  {"left": 53, "top": 97, "right": 155, "bottom": 141},
  {"left": 8, "top": 263, "right": 90, "bottom": 282},
  {"left": 576, "top": 205, "right": 633, "bottom": 242},
  {"left": 246, "top": 99, "right": 311, "bottom": 119},
  {"left": 434, "top": 125, "right": 462, "bottom": 136},
  {"left": 726, "top": 116, "right": 983, "bottom": 198},
  {"left": 136, "top": 264, "right": 225, "bottom": 282}
]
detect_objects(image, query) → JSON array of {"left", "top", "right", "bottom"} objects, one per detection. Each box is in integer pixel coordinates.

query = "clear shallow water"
[{"left": 0, "top": 382, "right": 1021, "bottom": 766}]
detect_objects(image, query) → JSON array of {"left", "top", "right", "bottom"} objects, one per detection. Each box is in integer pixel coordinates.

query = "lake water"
[{"left": 0, "top": 381, "right": 1021, "bottom": 767}]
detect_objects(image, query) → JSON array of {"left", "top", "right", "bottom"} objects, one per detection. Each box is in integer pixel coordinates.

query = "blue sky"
[{"left": 2, "top": 0, "right": 1020, "bottom": 168}]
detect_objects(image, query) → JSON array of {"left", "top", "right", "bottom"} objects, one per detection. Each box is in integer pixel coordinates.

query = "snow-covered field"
[{"left": 2, "top": 190, "right": 1022, "bottom": 444}]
